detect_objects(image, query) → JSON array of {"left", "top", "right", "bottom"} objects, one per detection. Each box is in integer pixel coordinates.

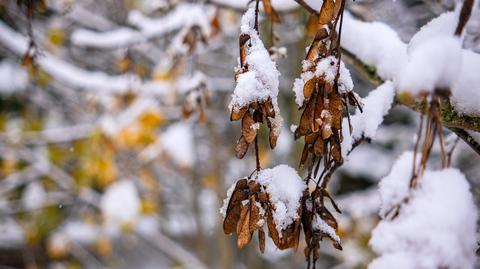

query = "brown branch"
[{"left": 455, "top": 0, "right": 475, "bottom": 36}]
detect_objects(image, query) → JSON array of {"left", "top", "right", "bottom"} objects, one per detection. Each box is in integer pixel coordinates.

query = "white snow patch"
[
  {"left": 101, "top": 181, "right": 141, "bottom": 225},
  {"left": 160, "top": 122, "right": 195, "bottom": 167},
  {"left": 255, "top": 165, "right": 306, "bottom": 234},
  {"left": 370, "top": 167, "right": 478, "bottom": 269}
]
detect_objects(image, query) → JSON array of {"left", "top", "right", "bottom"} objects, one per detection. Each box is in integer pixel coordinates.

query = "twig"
[
  {"left": 450, "top": 127, "right": 480, "bottom": 156},
  {"left": 293, "top": 0, "right": 318, "bottom": 14},
  {"left": 455, "top": 0, "right": 475, "bottom": 36}
]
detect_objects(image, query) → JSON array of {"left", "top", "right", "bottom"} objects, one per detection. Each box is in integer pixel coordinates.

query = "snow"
[
  {"left": 451, "top": 49, "right": 480, "bottom": 114},
  {"left": 342, "top": 12, "right": 408, "bottom": 80},
  {"left": 100, "top": 181, "right": 141, "bottom": 225},
  {"left": 341, "top": 81, "right": 395, "bottom": 156},
  {"left": 160, "top": 122, "right": 195, "bottom": 167},
  {"left": 229, "top": 6, "right": 281, "bottom": 112},
  {"left": 255, "top": 165, "right": 306, "bottom": 234},
  {"left": 397, "top": 12, "right": 462, "bottom": 94},
  {"left": 376, "top": 151, "right": 417, "bottom": 218},
  {"left": 312, "top": 214, "right": 341, "bottom": 244},
  {"left": 0, "top": 61, "right": 28, "bottom": 94},
  {"left": 342, "top": 11, "right": 480, "bottom": 115},
  {"left": 370, "top": 167, "right": 478, "bottom": 269},
  {"left": 22, "top": 182, "right": 46, "bottom": 211},
  {"left": 292, "top": 58, "right": 353, "bottom": 107},
  {"left": 72, "top": 3, "right": 213, "bottom": 49}
]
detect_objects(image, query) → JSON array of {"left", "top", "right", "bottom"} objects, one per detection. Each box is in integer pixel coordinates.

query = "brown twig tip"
[{"left": 455, "top": 0, "right": 475, "bottom": 36}]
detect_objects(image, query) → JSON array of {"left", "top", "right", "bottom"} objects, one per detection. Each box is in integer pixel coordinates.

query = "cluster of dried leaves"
[
  {"left": 292, "top": 1, "right": 362, "bottom": 265},
  {"left": 230, "top": 31, "right": 280, "bottom": 159},
  {"left": 224, "top": 1, "right": 354, "bottom": 267},
  {"left": 223, "top": 178, "right": 301, "bottom": 252}
]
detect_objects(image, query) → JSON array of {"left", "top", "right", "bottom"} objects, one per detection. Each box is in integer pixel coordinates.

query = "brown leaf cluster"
[
  {"left": 223, "top": 177, "right": 303, "bottom": 252},
  {"left": 301, "top": 188, "right": 342, "bottom": 268},
  {"left": 231, "top": 33, "right": 280, "bottom": 159},
  {"left": 295, "top": 0, "right": 361, "bottom": 175}
]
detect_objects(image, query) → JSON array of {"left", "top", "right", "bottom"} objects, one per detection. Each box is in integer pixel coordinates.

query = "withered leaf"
[
  {"left": 303, "top": 78, "right": 316, "bottom": 101},
  {"left": 305, "top": 132, "right": 319, "bottom": 145},
  {"left": 239, "top": 34, "right": 250, "bottom": 67},
  {"left": 306, "top": 15, "right": 319, "bottom": 37},
  {"left": 296, "top": 91, "right": 317, "bottom": 138},
  {"left": 300, "top": 144, "right": 310, "bottom": 168},
  {"left": 237, "top": 204, "right": 252, "bottom": 248},
  {"left": 269, "top": 128, "right": 278, "bottom": 149},
  {"left": 331, "top": 138, "right": 342, "bottom": 163},
  {"left": 263, "top": 98, "right": 276, "bottom": 118},
  {"left": 235, "top": 136, "right": 249, "bottom": 159},
  {"left": 230, "top": 106, "right": 247, "bottom": 121},
  {"left": 242, "top": 112, "right": 257, "bottom": 144},
  {"left": 313, "top": 137, "right": 325, "bottom": 156},
  {"left": 318, "top": 0, "right": 336, "bottom": 25},
  {"left": 328, "top": 91, "right": 344, "bottom": 130},
  {"left": 223, "top": 179, "right": 249, "bottom": 234}
]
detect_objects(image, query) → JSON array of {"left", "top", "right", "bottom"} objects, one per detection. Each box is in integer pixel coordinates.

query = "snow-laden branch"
[
  {"left": 71, "top": 3, "right": 214, "bottom": 49},
  {"left": 0, "top": 20, "right": 140, "bottom": 94}
]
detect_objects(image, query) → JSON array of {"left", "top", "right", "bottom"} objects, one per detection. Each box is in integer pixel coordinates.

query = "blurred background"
[{"left": 0, "top": 0, "right": 479, "bottom": 268}]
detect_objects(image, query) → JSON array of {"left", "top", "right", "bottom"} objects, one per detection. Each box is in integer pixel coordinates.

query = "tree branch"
[{"left": 341, "top": 49, "right": 480, "bottom": 155}]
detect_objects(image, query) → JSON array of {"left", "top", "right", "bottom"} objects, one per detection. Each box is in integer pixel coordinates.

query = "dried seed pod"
[{"left": 235, "top": 136, "right": 249, "bottom": 159}]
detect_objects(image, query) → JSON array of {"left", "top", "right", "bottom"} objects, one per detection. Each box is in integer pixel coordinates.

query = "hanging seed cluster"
[
  {"left": 229, "top": 5, "right": 283, "bottom": 160},
  {"left": 223, "top": 1, "right": 362, "bottom": 268},
  {"left": 293, "top": 0, "right": 361, "bottom": 267},
  {"left": 223, "top": 176, "right": 302, "bottom": 252}
]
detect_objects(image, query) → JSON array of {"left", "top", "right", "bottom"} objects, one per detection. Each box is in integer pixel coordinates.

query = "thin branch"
[
  {"left": 455, "top": 0, "right": 475, "bottom": 36},
  {"left": 293, "top": 0, "right": 318, "bottom": 14},
  {"left": 449, "top": 127, "right": 480, "bottom": 156}
]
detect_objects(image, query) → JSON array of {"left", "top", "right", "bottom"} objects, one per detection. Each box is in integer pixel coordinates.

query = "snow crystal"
[
  {"left": 160, "top": 122, "right": 195, "bottom": 167},
  {"left": 0, "top": 61, "right": 28, "bottom": 94},
  {"left": 100, "top": 181, "right": 141, "bottom": 225},
  {"left": 255, "top": 165, "right": 306, "bottom": 234},
  {"left": 342, "top": 81, "right": 395, "bottom": 156},
  {"left": 315, "top": 56, "right": 338, "bottom": 83},
  {"left": 370, "top": 167, "right": 478, "bottom": 269}
]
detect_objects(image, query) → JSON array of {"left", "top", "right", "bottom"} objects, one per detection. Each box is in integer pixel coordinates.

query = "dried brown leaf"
[
  {"left": 318, "top": 0, "right": 336, "bottom": 25},
  {"left": 235, "top": 136, "right": 249, "bottom": 159},
  {"left": 230, "top": 106, "right": 247, "bottom": 121},
  {"left": 242, "top": 112, "right": 257, "bottom": 144}
]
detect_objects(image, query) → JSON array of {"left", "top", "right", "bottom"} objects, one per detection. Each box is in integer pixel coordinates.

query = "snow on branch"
[
  {"left": 0, "top": 20, "right": 140, "bottom": 94},
  {"left": 72, "top": 3, "right": 214, "bottom": 49},
  {"left": 369, "top": 151, "right": 478, "bottom": 269},
  {"left": 342, "top": 81, "right": 396, "bottom": 156},
  {"left": 341, "top": 11, "right": 480, "bottom": 116}
]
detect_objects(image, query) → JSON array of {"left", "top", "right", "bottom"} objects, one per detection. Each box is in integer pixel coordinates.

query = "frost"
[
  {"left": 100, "top": 181, "right": 141, "bottom": 225},
  {"left": 255, "top": 165, "right": 306, "bottom": 234},
  {"left": 370, "top": 155, "right": 478, "bottom": 269}
]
